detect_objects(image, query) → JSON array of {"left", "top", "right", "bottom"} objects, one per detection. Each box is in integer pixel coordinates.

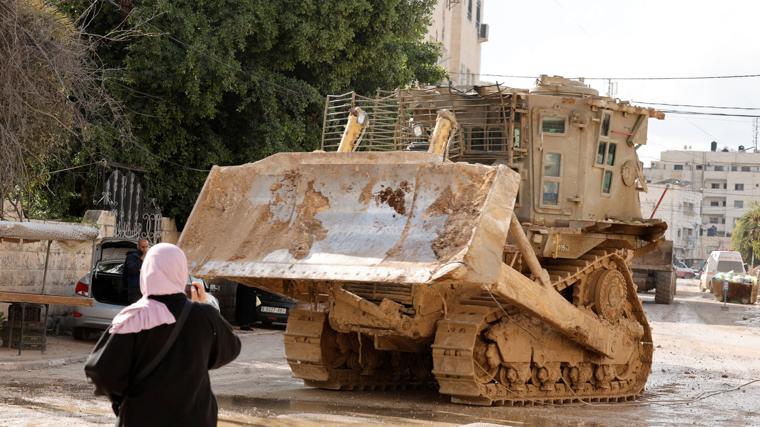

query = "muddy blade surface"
[{"left": 180, "top": 152, "right": 519, "bottom": 286}]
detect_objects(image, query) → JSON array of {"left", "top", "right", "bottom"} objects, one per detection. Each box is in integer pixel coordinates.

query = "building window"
[
  {"left": 673, "top": 164, "right": 683, "bottom": 170},
  {"left": 735, "top": 183, "right": 744, "bottom": 191},
  {"left": 476, "top": 0, "right": 481, "bottom": 27},
  {"left": 711, "top": 183, "right": 720, "bottom": 189},
  {"left": 542, "top": 116, "right": 566, "bottom": 134},
  {"left": 734, "top": 200, "right": 744, "bottom": 208},
  {"left": 467, "top": 0, "right": 472, "bottom": 20},
  {"left": 709, "top": 216, "right": 720, "bottom": 224},
  {"left": 731, "top": 165, "right": 738, "bottom": 171},
  {"left": 742, "top": 166, "right": 751, "bottom": 172},
  {"left": 714, "top": 165, "right": 724, "bottom": 171},
  {"left": 696, "top": 165, "right": 703, "bottom": 170},
  {"left": 710, "top": 201, "right": 719, "bottom": 207}
]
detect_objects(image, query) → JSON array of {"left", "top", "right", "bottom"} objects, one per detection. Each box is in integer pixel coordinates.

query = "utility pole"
[{"left": 606, "top": 79, "right": 617, "bottom": 98}]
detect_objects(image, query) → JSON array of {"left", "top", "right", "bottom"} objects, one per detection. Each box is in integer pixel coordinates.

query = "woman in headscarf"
[{"left": 85, "top": 243, "right": 241, "bottom": 427}]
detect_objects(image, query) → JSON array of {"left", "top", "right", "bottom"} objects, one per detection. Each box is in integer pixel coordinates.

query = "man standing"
[
  {"left": 235, "top": 283, "right": 258, "bottom": 331},
  {"left": 124, "top": 239, "right": 149, "bottom": 304}
]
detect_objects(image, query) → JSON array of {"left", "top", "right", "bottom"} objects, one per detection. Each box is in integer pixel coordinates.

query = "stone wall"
[
  {"left": 0, "top": 231, "right": 93, "bottom": 320},
  {"left": 0, "top": 210, "right": 181, "bottom": 320},
  {"left": 0, "top": 239, "right": 92, "bottom": 296}
]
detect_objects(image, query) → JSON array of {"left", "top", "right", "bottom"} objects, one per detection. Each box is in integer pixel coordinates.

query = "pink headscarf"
[{"left": 110, "top": 243, "right": 189, "bottom": 334}]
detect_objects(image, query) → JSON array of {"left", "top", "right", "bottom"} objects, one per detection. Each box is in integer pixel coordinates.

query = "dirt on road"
[{"left": 0, "top": 280, "right": 758, "bottom": 426}]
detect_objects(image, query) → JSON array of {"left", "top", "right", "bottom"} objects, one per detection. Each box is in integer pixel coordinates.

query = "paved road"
[{"left": 1, "top": 279, "right": 759, "bottom": 426}]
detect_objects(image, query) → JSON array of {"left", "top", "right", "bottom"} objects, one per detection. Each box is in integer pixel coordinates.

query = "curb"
[{"left": 0, "top": 354, "right": 87, "bottom": 371}]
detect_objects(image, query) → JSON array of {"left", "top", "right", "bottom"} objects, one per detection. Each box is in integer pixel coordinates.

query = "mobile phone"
[{"left": 185, "top": 284, "right": 193, "bottom": 298}]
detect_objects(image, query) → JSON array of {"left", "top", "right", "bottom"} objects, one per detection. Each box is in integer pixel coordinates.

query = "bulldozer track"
[
  {"left": 433, "top": 249, "right": 653, "bottom": 405},
  {"left": 284, "top": 309, "right": 432, "bottom": 391}
]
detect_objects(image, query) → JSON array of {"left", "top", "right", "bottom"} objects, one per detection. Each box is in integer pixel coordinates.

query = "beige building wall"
[
  {"left": 426, "top": 0, "right": 488, "bottom": 85},
  {"left": 639, "top": 184, "right": 702, "bottom": 259},
  {"left": 645, "top": 149, "right": 760, "bottom": 259}
]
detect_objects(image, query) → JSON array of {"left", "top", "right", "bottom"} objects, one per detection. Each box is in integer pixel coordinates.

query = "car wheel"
[{"left": 72, "top": 327, "right": 88, "bottom": 341}]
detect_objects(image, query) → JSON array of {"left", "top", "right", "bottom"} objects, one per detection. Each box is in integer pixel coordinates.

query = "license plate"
[{"left": 260, "top": 306, "right": 286, "bottom": 314}]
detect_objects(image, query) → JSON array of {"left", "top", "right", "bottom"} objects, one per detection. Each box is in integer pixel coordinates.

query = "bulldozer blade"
[{"left": 179, "top": 152, "right": 520, "bottom": 286}]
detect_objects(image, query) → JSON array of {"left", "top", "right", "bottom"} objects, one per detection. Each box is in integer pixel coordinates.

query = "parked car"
[
  {"left": 674, "top": 260, "right": 697, "bottom": 279},
  {"left": 68, "top": 238, "right": 218, "bottom": 339},
  {"left": 683, "top": 258, "right": 707, "bottom": 276},
  {"left": 699, "top": 251, "right": 746, "bottom": 292},
  {"left": 254, "top": 288, "right": 296, "bottom": 325}
]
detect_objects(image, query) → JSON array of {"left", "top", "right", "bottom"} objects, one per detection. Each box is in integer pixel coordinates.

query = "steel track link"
[
  {"left": 284, "top": 308, "right": 431, "bottom": 391},
  {"left": 432, "top": 250, "right": 653, "bottom": 405}
]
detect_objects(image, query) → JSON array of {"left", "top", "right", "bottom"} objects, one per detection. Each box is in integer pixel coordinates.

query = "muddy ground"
[{"left": 0, "top": 279, "right": 758, "bottom": 426}]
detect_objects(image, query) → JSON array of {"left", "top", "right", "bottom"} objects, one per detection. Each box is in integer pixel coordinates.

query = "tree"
[
  {"left": 731, "top": 203, "right": 760, "bottom": 267},
  {"left": 0, "top": 0, "right": 132, "bottom": 220},
  {"left": 49, "top": 0, "right": 445, "bottom": 224}
]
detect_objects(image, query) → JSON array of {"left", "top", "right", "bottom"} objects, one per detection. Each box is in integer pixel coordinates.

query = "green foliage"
[
  {"left": 45, "top": 0, "right": 445, "bottom": 225},
  {"left": 731, "top": 203, "right": 760, "bottom": 266}
]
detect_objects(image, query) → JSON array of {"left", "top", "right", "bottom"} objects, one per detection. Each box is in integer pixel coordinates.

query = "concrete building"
[
  {"left": 426, "top": 0, "right": 488, "bottom": 86},
  {"left": 639, "top": 183, "right": 703, "bottom": 260},
  {"left": 645, "top": 147, "right": 760, "bottom": 259}
]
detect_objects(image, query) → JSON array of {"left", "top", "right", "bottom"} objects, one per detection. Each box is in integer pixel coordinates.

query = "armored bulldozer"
[{"left": 179, "top": 76, "right": 668, "bottom": 405}]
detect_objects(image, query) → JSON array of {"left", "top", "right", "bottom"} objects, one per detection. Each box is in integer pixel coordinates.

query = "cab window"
[
  {"left": 542, "top": 116, "right": 566, "bottom": 134},
  {"left": 602, "top": 170, "right": 613, "bottom": 194},
  {"left": 596, "top": 142, "right": 617, "bottom": 165},
  {"left": 541, "top": 152, "right": 562, "bottom": 206}
]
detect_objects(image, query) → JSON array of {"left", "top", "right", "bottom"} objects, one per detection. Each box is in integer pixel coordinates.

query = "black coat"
[
  {"left": 85, "top": 294, "right": 241, "bottom": 427},
  {"left": 123, "top": 250, "right": 142, "bottom": 289}
]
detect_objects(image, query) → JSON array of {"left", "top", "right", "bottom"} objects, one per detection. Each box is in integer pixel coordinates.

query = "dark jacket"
[
  {"left": 123, "top": 250, "right": 143, "bottom": 289},
  {"left": 84, "top": 294, "right": 241, "bottom": 427}
]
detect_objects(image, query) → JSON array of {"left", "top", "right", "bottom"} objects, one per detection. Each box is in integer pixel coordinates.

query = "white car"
[
  {"left": 699, "top": 250, "right": 746, "bottom": 292},
  {"left": 68, "top": 238, "right": 218, "bottom": 339}
]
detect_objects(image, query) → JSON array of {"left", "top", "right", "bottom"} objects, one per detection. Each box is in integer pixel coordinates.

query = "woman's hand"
[{"left": 190, "top": 281, "right": 208, "bottom": 304}]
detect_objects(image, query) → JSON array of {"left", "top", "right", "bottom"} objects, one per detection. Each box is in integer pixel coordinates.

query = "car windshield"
[{"left": 716, "top": 260, "right": 744, "bottom": 273}]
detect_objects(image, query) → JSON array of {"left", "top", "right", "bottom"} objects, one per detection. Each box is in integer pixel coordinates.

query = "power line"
[
  {"left": 662, "top": 110, "right": 760, "bottom": 118},
  {"left": 633, "top": 101, "right": 760, "bottom": 111},
  {"left": 454, "top": 71, "right": 760, "bottom": 81}
]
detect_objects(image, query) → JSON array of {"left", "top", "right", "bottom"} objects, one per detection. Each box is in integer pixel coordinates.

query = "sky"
[{"left": 479, "top": 0, "right": 760, "bottom": 166}]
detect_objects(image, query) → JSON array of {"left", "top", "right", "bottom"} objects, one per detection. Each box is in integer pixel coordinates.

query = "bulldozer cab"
[{"left": 320, "top": 76, "right": 664, "bottom": 227}]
